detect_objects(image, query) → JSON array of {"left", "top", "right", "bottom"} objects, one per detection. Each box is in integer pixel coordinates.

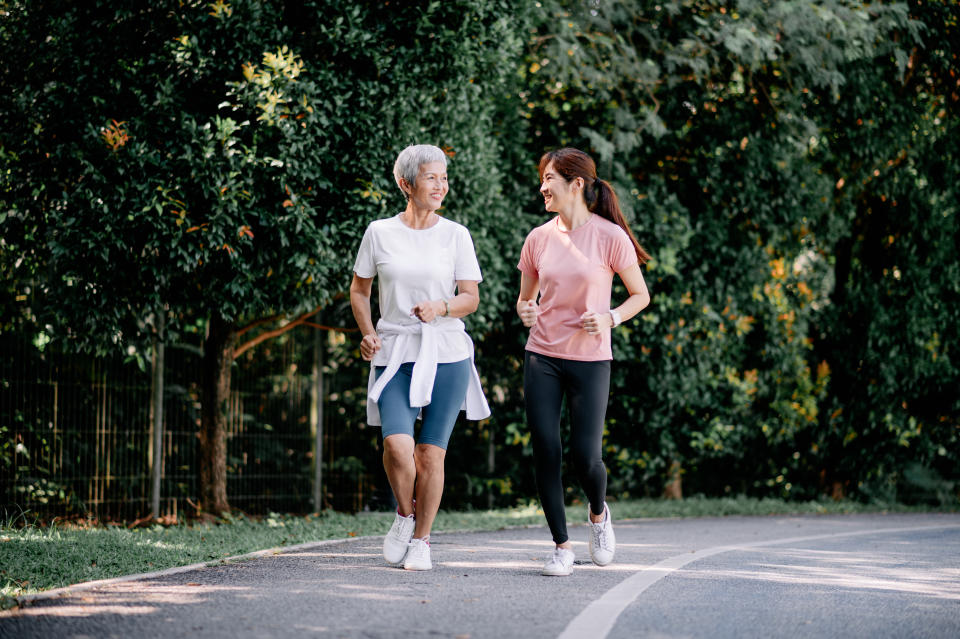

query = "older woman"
[{"left": 350, "top": 144, "right": 489, "bottom": 571}]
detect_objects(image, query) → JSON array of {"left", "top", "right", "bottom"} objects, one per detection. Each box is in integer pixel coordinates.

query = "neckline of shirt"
[
  {"left": 395, "top": 212, "right": 444, "bottom": 231},
  {"left": 555, "top": 213, "right": 595, "bottom": 234}
]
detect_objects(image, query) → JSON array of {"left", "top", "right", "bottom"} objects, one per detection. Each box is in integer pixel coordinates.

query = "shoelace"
[
  {"left": 592, "top": 522, "right": 610, "bottom": 549},
  {"left": 393, "top": 514, "right": 415, "bottom": 536}
]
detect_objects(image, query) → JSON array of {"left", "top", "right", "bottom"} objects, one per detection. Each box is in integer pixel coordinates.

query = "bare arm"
[
  {"left": 516, "top": 271, "right": 540, "bottom": 327},
  {"left": 581, "top": 263, "right": 651, "bottom": 334},
  {"left": 613, "top": 263, "right": 650, "bottom": 321},
  {"left": 349, "top": 273, "right": 381, "bottom": 360},
  {"left": 411, "top": 280, "right": 480, "bottom": 323}
]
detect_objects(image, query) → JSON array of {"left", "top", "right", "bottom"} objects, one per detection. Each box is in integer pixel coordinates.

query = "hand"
[
  {"left": 518, "top": 300, "right": 539, "bottom": 327},
  {"left": 359, "top": 332, "right": 382, "bottom": 361},
  {"left": 411, "top": 300, "right": 443, "bottom": 323},
  {"left": 580, "top": 310, "right": 611, "bottom": 335}
]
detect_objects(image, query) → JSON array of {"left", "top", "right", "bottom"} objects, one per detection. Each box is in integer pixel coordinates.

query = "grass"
[{"left": 2, "top": 496, "right": 954, "bottom": 609}]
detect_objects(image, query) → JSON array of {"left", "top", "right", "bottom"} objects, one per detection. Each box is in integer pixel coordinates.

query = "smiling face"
[
  {"left": 403, "top": 161, "right": 449, "bottom": 212},
  {"left": 539, "top": 161, "right": 581, "bottom": 213}
]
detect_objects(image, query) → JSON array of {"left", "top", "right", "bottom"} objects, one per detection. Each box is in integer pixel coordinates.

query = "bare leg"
[
  {"left": 412, "top": 443, "right": 446, "bottom": 538},
  {"left": 383, "top": 434, "right": 416, "bottom": 517}
]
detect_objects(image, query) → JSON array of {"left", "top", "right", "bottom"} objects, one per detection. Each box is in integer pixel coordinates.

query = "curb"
[
  {"left": 8, "top": 521, "right": 551, "bottom": 609},
  {"left": 11, "top": 533, "right": 381, "bottom": 608},
  {"left": 7, "top": 518, "right": 603, "bottom": 610},
  {"left": 10, "top": 512, "right": 936, "bottom": 609}
]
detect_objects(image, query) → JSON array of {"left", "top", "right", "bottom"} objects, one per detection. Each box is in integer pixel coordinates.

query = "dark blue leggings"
[{"left": 523, "top": 351, "right": 611, "bottom": 545}]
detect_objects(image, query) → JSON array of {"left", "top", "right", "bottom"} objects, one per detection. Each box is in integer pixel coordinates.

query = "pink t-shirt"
[{"left": 518, "top": 214, "right": 637, "bottom": 361}]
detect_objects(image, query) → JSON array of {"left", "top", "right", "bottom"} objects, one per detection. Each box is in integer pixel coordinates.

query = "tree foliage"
[
  {"left": 493, "top": 0, "right": 959, "bottom": 503},
  {"left": 1, "top": 0, "right": 527, "bottom": 347},
  {"left": 2, "top": 0, "right": 957, "bottom": 513},
  {"left": 1, "top": 0, "right": 533, "bottom": 513}
]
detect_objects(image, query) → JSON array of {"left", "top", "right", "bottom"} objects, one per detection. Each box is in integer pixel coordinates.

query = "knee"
[
  {"left": 570, "top": 450, "right": 603, "bottom": 476},
  {"left": 383, "top": 436, "right": 415, "bottom": 466},
  {"left": 414, "top": 444, "right": 446, "bottom": 476}
]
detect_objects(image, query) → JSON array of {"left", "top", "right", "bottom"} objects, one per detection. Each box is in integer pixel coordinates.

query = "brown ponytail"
[{"left": 538, "top": 148, "right": 650, "bottom": 263}]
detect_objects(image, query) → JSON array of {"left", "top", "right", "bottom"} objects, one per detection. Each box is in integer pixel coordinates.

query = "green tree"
[
  {"left": 812, "top": 0, "right": 959, "bottom": 501},
  {"left": 4, "top": 0, "right": 956, "bottom": 515},
  {"left": 507, "top": 0, "right": 957, "bottom": 501},
  {"left": 1, "top": 0, "right": 532, "bottom": 515}
]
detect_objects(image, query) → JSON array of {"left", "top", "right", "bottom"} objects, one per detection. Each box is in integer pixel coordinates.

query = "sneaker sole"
[
  {"left": 590, "top": 553, "right": 614, "bottom": 566},
  {"left": 383, "top": 526, "right": 415, "bottom": 563},
  {"left": 383, "top": 543, "right": 410, "bottom": 564}
]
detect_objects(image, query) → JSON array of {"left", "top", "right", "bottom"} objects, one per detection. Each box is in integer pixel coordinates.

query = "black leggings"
[{"left": 523, "top": 351, "right": 611, "bottom": 545}]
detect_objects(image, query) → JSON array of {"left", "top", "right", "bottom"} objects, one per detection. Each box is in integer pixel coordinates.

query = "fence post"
[
  {"left": 150, "top": 312, "right": 165, "bottom": 518},
  {"left": 311, "top": 328, "right": 324, "bottom": 513}
]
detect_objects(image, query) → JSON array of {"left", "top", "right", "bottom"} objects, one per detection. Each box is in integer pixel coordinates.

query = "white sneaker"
[
  {"left": 383, "top": 511, "right": 415, "bottom": 564},
  {"left": 542, "top": 547, "right": 575, "bottom": 576},
  {"left": 403, "top": 537, "right": 432, "bottom": 571},
  {"left": 589, "top": 502, "right": 616, "bottom": 566}
]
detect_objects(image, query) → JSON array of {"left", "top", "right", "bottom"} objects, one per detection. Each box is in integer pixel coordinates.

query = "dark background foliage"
[{"left": 1, "top": 0, "right": 957, "bottom": 518}]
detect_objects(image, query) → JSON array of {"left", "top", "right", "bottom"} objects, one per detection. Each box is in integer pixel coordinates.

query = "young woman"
[
  {"left": 351, "top": 144, "right": 489, "bottom": 571},
  {"left": 516, "top": 147, "right": 650, "bottom": 576}
]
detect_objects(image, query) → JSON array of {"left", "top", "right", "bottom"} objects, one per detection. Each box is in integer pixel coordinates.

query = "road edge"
[{"left": 10, "top": 534, "right": 381, "bottom": 608}]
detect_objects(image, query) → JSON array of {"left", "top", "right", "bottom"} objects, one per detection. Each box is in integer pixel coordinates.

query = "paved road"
[{"left": 2, "top": 512, "right": 959, "bottom": 639}]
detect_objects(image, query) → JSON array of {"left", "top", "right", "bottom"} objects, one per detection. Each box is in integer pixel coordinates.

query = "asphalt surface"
[{"left": 2, "top": 512, "right": 959, "bottom": 639}]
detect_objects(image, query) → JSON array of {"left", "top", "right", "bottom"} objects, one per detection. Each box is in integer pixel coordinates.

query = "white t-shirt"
[{"left": 353, "top": 213, "right": 483, "bottom": 366}]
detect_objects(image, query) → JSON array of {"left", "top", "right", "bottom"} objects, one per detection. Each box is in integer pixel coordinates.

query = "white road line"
[{"left": 558, "top": 523, "right": 960, "bottom": 639}]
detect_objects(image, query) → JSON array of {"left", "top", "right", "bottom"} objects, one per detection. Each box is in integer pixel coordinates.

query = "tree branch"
[
  {"left": 235, "top": 312, "right": 285, "bottom": 338},
  {"left": 233, "top": 307, "right": 321, "bottom": 359},
  {"left": 302, "top": 322, "right": 359, "bottom": 332}
]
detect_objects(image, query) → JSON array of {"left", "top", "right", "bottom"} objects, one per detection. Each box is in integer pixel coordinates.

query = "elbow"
[
  {"left": 348, "top": 284, "right": 370, "bottom": 314},
  {"left": 466, "top": 291, "right": 480, "bottom": 314},
  {"left": 632, "top": 290, "right": 650, "bottom": 314},
  {"left": 348, "top": 287, "right": 361, "bottom": 307},
  {"left": 459, "top": 289, "right": 479, "bottom": 315},
  {"left": 349, "top": 276, "right": 370, "bottom": 300}
]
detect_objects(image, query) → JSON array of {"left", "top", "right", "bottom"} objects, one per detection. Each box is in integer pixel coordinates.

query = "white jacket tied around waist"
[{"left": 366, "top": 319, "right": 491, "bottom": 426}]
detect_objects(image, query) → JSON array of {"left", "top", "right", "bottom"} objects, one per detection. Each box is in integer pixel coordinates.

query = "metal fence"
[{"left": 1, "top": 326, "right": 388, "bottom": 522}]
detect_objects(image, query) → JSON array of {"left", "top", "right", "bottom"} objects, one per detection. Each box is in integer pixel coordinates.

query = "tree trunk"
[
  {"left": 199, "top": 313, "right": 235, "bottom": 517},
  {"left": 662, "top": 460, "right": 683, "bottom": 500}
]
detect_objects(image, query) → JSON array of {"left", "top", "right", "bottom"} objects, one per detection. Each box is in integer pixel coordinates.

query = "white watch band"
[{"left": 609, "top": 309, "right": 622, "bottom": 328}]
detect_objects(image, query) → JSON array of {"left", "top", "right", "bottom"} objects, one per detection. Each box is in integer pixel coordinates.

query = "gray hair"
[{"left": 393, "top": 144, "right": 448, "bottom": 197}]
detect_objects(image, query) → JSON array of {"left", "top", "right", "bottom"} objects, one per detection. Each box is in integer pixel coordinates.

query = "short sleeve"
[
  {"left": 455, "top": 226, "right": 483, "bottom": 282},
  {"left": 609, "top": 227, "right": 637, "bottom": 273},
  {"left": 352, "top": 225, "right": 377, "bottom": 278},
  {"left": 517, "top": 231, "right": 539, "bottom": 276}
]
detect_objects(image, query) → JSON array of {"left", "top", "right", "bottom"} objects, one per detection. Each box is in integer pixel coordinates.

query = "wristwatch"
[
  {"left": 609, "top": 309, "right": 622, "bottom": 328},
  {"left": 443, "top": 299, "right": 450, "bottom": 317}
]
